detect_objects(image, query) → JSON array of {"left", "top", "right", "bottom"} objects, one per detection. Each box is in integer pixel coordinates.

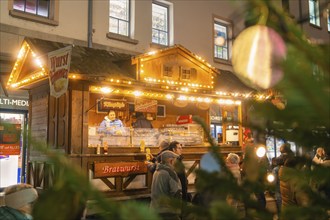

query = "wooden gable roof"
[
  {"left": 6, "top": 37, "right": 135, "bottom": 89},
  {"left": 215, "top": 69, "right": 255, "bottom": 93},
  {"left": 6, "top": 38, "right": 256, "bottom": 102},
  {"left": 132, "top": 44, "right": 218, "bottom": 92}
]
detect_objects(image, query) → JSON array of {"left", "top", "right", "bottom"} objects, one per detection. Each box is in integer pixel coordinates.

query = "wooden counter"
[{"left": 27, "top": 145, "right": 242, "bottom": 199}]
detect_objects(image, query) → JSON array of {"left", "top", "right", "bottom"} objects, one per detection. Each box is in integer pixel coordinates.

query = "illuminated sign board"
[
  {"left": 94, "top": 161, "right": 148, "bottom": 178},
  {"left": 0, "top": 97, "right": 29, "bottom": 110}
]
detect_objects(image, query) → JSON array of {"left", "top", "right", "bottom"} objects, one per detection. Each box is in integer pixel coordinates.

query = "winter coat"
[
  {"left": 132, "top": 116, "right": 153, "bottom": 128},
  {"left": 98, "top": 116, "right": 123, "bottom": 134},
  {"left": 275, "top": 152, "right": 294, "bottom": 166},
  {"left": 278, "top": 166, "right": 309, "bottom": 208},
  {"left": 174, "top": 156, "right": 189, "bottom": 201},
  {"left": 226, "top": 162, "right": 242, "bottom": 185},
  {"left": 150, "top": 163, "right": 182, "bottom": 214}
]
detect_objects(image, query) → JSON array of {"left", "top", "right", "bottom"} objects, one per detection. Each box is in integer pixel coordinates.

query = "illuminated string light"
[{"left": 8, "top": 42, "right": 272, "bottom": 104}]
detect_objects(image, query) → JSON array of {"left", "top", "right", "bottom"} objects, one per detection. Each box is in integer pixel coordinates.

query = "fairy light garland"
[
  {"left": 89, "top": 85, "right": 271, "bottom": 105},
  {"left": 7, "top": 42, "right": 47, "bottom": 89},
  {"left": 7, "top": 42, "right": 271, "bottom": 104}
]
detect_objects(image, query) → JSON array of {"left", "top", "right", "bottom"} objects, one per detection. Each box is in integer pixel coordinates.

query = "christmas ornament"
[{"left": 232, "top": 25, "right": 286, "bottom": 90}]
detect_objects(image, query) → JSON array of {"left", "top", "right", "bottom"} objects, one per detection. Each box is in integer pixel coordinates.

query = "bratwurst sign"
[
  {"left": 47, "top": 46, "right": 72, "bottom": 98},
  {"left": 94, "top": 161, "right": 148, "bottom": 178}
]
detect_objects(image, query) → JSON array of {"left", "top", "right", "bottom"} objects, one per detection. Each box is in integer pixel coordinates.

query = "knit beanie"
[{"left": 4, "top": 184, "right": 38, "bottom": 209}]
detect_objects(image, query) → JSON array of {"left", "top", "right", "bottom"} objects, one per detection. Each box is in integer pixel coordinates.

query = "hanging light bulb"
[
  {"left": 256, "top": 145, "right": 266, "bottom": 158},
  {"left": 267, "top": 173, "right": 275, "bottom": 183}
]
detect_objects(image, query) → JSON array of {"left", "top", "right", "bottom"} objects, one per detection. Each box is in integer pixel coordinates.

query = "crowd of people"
[
  {"left": 148, "top": 139, "right": 329, "bottom": 220},
  {"left": 270, "top": 144, "right": 329, "bottom": 218}
]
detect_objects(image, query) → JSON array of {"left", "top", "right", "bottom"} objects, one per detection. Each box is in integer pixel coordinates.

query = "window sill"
[
  {"left": 150, "top": 43, "right": 168, "bottom": 49},
  {"left": 214, "top": 57, "right": 231, "bottom": 66},
  {"left": 106, "top": 33, "right": 138, "bottom": 45},
  {"left": 309, "top": 23, "right": 322, "bottom": 30},
  {"left": 9, "top": 10, "right": 58, "bottom": 26}
]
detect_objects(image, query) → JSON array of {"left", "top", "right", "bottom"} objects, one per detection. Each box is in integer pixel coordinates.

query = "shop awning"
[{"left": 215, "top": 69, "right": 256, "bottom": 94}]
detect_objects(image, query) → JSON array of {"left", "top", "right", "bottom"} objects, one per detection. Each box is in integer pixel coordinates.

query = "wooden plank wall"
[
  {"left": 29, "top": 85, "right": 49, "bottom": 158},
  {"left": 48, "top": 92, "right": 69, "bottom": 151},
  {"left": 70, "top": 82, "right": 89, "bottom": 155}
]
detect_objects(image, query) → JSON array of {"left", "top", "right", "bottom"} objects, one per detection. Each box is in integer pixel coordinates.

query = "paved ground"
[{"left": 83, "top": 193, "right": 279, "bottom": 219}]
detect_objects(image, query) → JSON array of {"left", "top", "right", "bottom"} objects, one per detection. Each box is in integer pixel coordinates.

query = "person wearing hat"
[
  {"left": 147, "top": 139, "right": 170, "bottom": 173},
  {"left": 150, "top": 150, "right": 182, "bottom": 220},
  {"left": 0, "top": 184, "right": 38, "bottom": 220}
]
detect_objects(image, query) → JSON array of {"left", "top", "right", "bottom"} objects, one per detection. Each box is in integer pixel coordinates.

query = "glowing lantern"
[
  {"left": 267, "top": 173, "right": 275, "bottom": 183},
  {"left": 232, "top": 25, "right": 286, "bottom": 90},
  {"left": 256, "top": 145, "right": 266, "bottom": 158}
]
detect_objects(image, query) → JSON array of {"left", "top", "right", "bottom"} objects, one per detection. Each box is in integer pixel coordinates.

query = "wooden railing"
[{"left": 27, "top": 145, "right": 242, "bottom": 198}]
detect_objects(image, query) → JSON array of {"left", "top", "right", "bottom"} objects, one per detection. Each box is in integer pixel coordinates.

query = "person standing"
[
  {"left": 168, "top": 141, "right": 189, "bottom": 202},
  {"left": 147, "top": 139, "right": 170, "bottom": 173},
  {"left": 312, "top": 147, "right": 326, "bottom": 164},
  {"left": 98, "top": 110, "right": 124, "bottom": 134},
  {"left": 132, "top": 112, "right": 153, "bottom": 128},
  {"left": 272, "top": 142, "right": 294, "bottom": 214},
  {"left": 225, "top": 153, "right": 242, "bottom": 185},
  {"left": 150, "top": 150, "right": 182, "bottom": 220},
  {"left": 225, "top": 153, "right": 242, "bottom": 209},
  {"left": 279, "top": 157, "right": 310, "bottom": 209},
  {"left": 275, "top": 143, "right": 294, "bottom": 166}
]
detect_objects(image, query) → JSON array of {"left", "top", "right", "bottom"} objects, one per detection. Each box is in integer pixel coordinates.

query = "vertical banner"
[{"left": 48, "top": 46, "right": 72, "bottom": 98}]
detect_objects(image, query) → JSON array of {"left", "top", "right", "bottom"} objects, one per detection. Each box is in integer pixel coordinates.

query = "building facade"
[
  {"left": 0, "top": 0, "right": 329, "bottom": 188},
  {"left": 1, "top": 0, "right": 329, "bottom": 89}
]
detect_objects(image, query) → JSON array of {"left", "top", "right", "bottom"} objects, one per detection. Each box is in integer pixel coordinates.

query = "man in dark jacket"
[
  {"left": 132, "top": 112, "right": 153, "bottom": 128},
  {"left": 275, "top": 143, "right": 294, "bottom": 166},
  {"left": 150, "top": 150, "right": 182, "bottom": 220}
]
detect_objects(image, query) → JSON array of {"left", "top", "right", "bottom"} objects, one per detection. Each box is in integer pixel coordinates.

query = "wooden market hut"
[{"left": 6, "top": 37, "right": 256, "bottom": 198}]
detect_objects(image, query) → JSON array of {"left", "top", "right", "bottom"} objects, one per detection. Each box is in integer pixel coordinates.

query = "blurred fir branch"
[
  {"left": 241, "top": 0, "right": 329, "bottom": 150},
  {"left": 29, "top": 138, "right": 160, "bottom": 220}
]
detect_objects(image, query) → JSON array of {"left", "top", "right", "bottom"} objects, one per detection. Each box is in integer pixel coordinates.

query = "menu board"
[{"left": 135, "top": 98, "right": 157, "bottom": 113}]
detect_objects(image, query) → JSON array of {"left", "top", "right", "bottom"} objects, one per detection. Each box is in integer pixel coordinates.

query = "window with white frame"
[
  {"left": 152, "top": 1, "right": 169, "bottom": 46},
  {"left": 327, "top": 8, "right": 330, "bottom": 32},
  {"left": 10, "top": 0, "right": 58, "bottom": 25},
  {"left": 214, "top": 20, "right": 231, "bottom": 61},
  {"left": 13, "top": 0, "right": 50, "bottom": 17},
  {"left": 109, "top": 0, "right": 130, "bottom": 36},
  {"left": 309, "top": 0, "right": 320, "bottom": 26}
]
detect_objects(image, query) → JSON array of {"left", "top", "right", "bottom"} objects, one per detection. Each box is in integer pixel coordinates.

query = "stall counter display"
[
  {"left": 88, "top": 126, "right": 130, "bottom": 148},
  {"left": 159, "top": 124, "right": 204, "bottom": 146},
  {"left": 132, "top": 128, "right": 159, "bottom": 147}
]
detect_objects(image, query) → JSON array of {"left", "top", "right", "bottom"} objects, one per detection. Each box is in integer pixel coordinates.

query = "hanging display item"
[
  {"left": 232, "top": 25, "right": 286, "bottom": 90},
  {"left": 47, "top": 46, "right": 72, "bottom": 98}
]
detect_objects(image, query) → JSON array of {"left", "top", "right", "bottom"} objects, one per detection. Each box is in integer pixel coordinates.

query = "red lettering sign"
[
  {"left": 176, "top": 115, "right": 193, "bottom": 124},
  {"left": 94, "top": 161, "right": 148, "bottom": 178}
]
